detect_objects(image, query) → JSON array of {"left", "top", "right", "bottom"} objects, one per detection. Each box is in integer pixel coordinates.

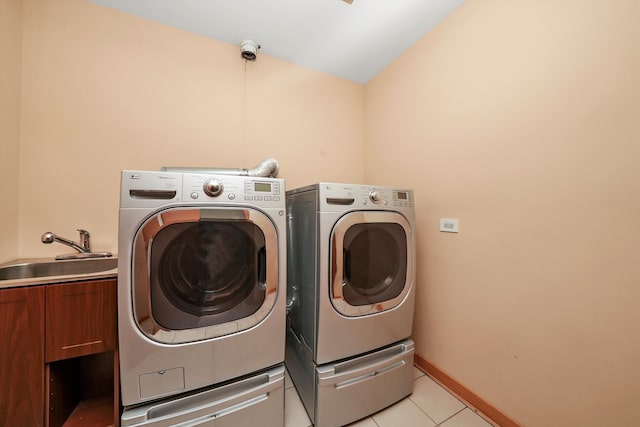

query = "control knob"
[
  {"left": 369, "top": 190, "right": 382, "bottom": 203},
  {"left": 203, "top": 179, "right": 224, "bottom": 197}
]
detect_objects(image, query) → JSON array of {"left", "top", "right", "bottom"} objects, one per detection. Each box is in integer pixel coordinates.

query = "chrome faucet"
[
  {"left": 41, "top": 229, "right": 112, "bottom": 260},
  {"left": 77, "top": 229, "right": 91, "bottom": 252}
]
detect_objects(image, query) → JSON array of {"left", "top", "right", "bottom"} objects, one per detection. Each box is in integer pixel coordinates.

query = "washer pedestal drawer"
[{"left": 121, "top": 365, "right": 284, "bottom": 427}]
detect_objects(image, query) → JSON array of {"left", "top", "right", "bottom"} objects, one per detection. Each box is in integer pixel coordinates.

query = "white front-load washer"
[
  {"left": 117, "top": 170, "right": 286, "bottom": 426},
  {"left": 285, "top": 182, "right": 416, "bottom": 427}
]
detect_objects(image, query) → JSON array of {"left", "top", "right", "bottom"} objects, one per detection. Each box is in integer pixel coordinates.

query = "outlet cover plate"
[{"left": 440, "top": 218, "right": 459, "bottom": 233}]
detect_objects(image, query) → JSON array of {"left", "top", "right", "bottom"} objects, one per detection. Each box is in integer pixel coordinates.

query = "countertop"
[{"left": 0, "top": 257, "right": 118, "bottom": 290}]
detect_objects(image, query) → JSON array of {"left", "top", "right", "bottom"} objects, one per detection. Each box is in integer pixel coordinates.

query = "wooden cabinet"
[
  {"left": 47, "top": 350, "right": 119, "bottom": 427},
  {"left": 45, "top": 280, "right": 117, "bottom": 362},
  {"left": 0, "top": 286, "right": 45, "bottom": 427},
  {"left": 0, "top": 278, "right": 118, "bottom": 427}
]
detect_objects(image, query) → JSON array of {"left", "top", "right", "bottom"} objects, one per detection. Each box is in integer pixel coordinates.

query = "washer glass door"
[
  {"left": 330, "top": 211, "right": 413, "bottom": 316},
  {"left": 131, "top": 207, "right": 278, "bottom": 344}
]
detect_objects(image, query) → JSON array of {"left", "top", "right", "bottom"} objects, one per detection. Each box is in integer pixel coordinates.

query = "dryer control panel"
[
  {"left": 358, "top": 187, "right": 413, "bottom": 208},
  {"left": 391, "top": 189, "right": 413, "bottom": 208},
  {"left": 313, "top": 182, "right": 413, "bottom": 212}
]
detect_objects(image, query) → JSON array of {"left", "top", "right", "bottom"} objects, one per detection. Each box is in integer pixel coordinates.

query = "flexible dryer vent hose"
[{"left": 161, "top": 158, "right": 279, "bottom": 178}]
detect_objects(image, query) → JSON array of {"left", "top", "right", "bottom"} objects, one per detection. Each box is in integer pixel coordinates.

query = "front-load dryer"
[
  {"left": 117, "top": 170, "right": 286, "bottom": 425},
  {"left": 285, "top": 182, "right": 416, "bottom": 427}
]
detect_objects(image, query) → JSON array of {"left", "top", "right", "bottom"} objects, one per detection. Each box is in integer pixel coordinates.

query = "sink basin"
[{"left": 0, "top": 257, "right": 118, "bottom": 281}]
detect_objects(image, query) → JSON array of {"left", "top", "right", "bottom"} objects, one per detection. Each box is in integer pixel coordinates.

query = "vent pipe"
[{"left": 161, "top": 158, "right": 279, "bottom": 178}]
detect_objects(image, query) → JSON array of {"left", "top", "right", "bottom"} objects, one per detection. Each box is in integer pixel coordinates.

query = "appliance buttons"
[
  {"left": 228, "top": 193, "right": 236, "bottom": 200},
  {"left": 264, "top": 196, "right": 272, "bottom": 201},
  {"left": 203, "top": 179, "right": 223, "bottom": 197},
  {"left": 369, "top": 190, "right": 382, "bottom": 203},
  {"left": 190, "top": 192, "right": 199, "bottom": 199}
]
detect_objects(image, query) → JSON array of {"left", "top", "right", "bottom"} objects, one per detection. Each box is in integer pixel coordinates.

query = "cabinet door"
[
  {"left": 45, "top": 279, "right": 117, "bottom": 362},
  {"left": 0, "top": 286, "right": 45, "bottom": 427}
]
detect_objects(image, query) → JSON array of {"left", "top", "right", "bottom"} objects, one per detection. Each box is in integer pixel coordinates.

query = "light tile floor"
[{"left": 285, "top": 366, "right": 496, "bottom": 427}]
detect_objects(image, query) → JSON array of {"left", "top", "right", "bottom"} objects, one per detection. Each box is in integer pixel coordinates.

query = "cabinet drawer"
[{"left": 45, "top": 279, "right": 117, "bottom": 362}]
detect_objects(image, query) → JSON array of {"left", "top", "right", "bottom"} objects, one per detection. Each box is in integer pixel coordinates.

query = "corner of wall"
[{"left": 0, "top": 0, "right": 23, "bottom": 263}]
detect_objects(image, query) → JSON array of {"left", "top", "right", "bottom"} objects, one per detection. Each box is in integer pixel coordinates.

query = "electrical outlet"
[{"left": 440, "top": 218, "right": 459, "bottom": 233}]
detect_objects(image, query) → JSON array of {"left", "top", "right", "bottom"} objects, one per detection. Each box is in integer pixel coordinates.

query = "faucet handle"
[{"left": 77, "top": 229, "right": 91, "bottom": 251}]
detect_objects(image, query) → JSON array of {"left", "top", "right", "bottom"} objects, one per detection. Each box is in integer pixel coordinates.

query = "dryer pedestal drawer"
[{"left": 315, "top": 340, "right": 414, "bottom": 427}]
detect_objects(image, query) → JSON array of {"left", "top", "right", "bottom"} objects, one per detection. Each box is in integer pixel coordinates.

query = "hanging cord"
[{"left": 242, "top": 59, "right": 249, "bottom": 157}]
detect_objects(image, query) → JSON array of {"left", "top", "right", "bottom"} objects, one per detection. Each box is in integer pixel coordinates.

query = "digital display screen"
[
  {"left": 254, "top": 182, "right": 271, "bottom": 192},
  {"left": 398, "top": 192, "right": 408, "bottom": 200}
]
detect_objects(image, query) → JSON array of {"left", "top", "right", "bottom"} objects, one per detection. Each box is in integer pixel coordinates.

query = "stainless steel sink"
[{"left": 0, "top": 257, "right": 118, "bottom": 281}]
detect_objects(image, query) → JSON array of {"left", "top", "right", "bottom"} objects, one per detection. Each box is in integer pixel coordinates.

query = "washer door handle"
[
  {"left": 343, "top": 248, "right": 351, "bottom": 285},
  {"left": 258, "top": 246, "right": 267, "bottom": 285}
]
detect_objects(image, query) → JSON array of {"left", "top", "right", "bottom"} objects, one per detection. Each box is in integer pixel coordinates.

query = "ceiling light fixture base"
[{"left": 240, "top": 39, "right": 260, "bottom": 61}]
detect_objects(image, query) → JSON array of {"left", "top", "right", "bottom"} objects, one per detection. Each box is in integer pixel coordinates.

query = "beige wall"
[
  {"left": 365, "top": 1, "right": 640, "bottom": 425},
  {"left": 0, "top": 0, "right": 22, "bottom": 263},
  {"left": 17, "top": 0, "right": 364, "bottom": 258}
]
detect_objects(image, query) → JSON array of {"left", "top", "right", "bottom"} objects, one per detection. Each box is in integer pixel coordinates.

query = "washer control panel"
[
  {"left": 243, "top": 179, "right": 282, "bottom": 202},
  {"left": 121, "top": 170, "right": 285, "bottom": 209},
  {"left": 183, "top": 173, "right": 283, "bottom": 206},
  {"left": 369, "top": 190, "right": 382, "bottom": 203},
  {"left": 203, "top": 179, "right": 224, "bottom": 197}
]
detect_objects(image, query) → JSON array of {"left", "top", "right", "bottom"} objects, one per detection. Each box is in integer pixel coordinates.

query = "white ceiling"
[{"left": 88, "top": 0, "right": 464, "bottom": 84}]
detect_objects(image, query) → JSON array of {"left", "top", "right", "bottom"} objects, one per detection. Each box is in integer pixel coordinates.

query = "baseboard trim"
[{"left": 414, "top": 354, "right": 519, "bottom": 427}]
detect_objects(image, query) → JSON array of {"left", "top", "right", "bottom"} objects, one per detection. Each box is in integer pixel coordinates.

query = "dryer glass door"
[
  {"left": 330, "top": 211, "right": 413, "bottom": 316},
  {"left": 131, "top": 207, "right": 278, "bottom": 344}
]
